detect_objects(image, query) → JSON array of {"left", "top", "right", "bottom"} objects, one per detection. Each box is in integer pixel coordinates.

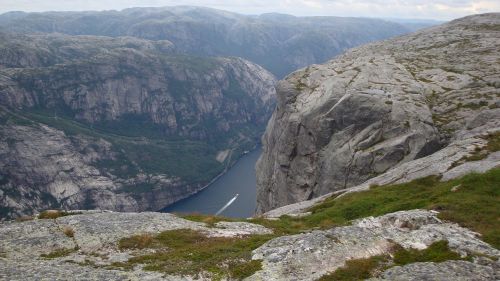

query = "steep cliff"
[
  {"left": 256, "top": 13, "right": 500, "bottom": 213},
  {"left": 0, "top": 6, "right": 414, "bottom": 78},
  {"left": 0, "top": 33, "right": 276, "bottom": 219}
]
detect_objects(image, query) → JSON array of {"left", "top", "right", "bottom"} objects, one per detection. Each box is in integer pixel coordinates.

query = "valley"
[
  {"left": 0, "top": 6, "right": 418, "bottom": 220},
  {"left": 0, "top": 4, "right": 498, "bottom": 281}
]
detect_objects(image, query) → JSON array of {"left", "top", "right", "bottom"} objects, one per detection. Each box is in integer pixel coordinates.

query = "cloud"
[{"left": 0, "top": 0, "right": 498, "bottom": 20}]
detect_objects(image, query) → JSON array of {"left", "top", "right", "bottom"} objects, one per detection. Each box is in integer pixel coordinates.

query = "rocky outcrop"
[
  {"left": 368, "top": 260, "right": 499, "bottom": 281},
  {"left": 256, "top": 13, "right": 500, "bottom": 213},
  {"left": 0, "top": 6, "right": 414, "bottom": 78},
  {"left": 0, "top": 32, "right": 276, "bottom": 220},
  {"left": 0, "top": 33, "right": 276, "bottom": 138},
  {"left": 249, "top": 210, "right": 499, "bottom": 281},
  {"left": 0, "top": 209, "right": 497, "bottom": 280},
  {"left": 0, "top": 211, "right": 271, "bottom": 280},
  {"left": 0, "top": 118, "right": 202, "bottom": 218}
]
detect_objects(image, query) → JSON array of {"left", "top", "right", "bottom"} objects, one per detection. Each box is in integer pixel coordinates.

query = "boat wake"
[{"left": 215, "top": 194, "right": 239, "bottom": 216}]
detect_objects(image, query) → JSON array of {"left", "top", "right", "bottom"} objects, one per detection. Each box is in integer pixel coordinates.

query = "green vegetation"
[
  {"left": 254, "top": 168, "right": 499, "bottom": 247},
  {"left": 0, "top": 107, "right": 34, "bottom": 127},
  {"left": 116, "top": 229, "right": 271, "bottom": 280},
  {"left": 179, "top": 213, "right": 238, "bottom": 227},
  {"left": 392, "top": 240, "right": 465, "bottom": 265},
  {"left": 484, "top": 131, "right": 500, "bottom": 153},
  {"left": 40, "top": 247, "right": 78, "bottom": 259},
  {"left": 318, "top": 241, "right": 467, "bottom": 281},
  {"left": 18, "top": 110, "right": 227, "bottom": 184},
  {"left": 163, "top": 55, "right": 218, "bottom": 73},
  {"left": 183, "top": 168, "right": 500, "bottom": 248},
  {"left": 121, "top": 168, "right": 498, "bottom": 278},
  {"left": 452, "top": 131, "right": 500, "bottom": 165},
  {"left": 317, "top": 255, "right": 388, "bottom": 281},
  {"left": 462, "top": 101, "right": 489, "bottom": 110},
  {"left": 295, "top": 81, "right": 308, "bottom": 91},
  {"left": 18, "top": 103, "right": 264, "bottom": 187},
  {"left": 118, "top": 233, "right": 153, "bottom": 250}
]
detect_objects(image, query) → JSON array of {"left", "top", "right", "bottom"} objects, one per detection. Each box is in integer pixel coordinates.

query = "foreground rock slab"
[
  {"left": 0, "top": 209, "right": 498, "bottom": 280},
  {"left": 248, "top": 210, "right": 499, "bottom": 281},
  {"left": 0, "top": 211, "right": 271, "bottom": 280}
]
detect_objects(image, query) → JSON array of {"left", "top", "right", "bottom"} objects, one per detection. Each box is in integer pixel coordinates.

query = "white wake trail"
[{"left": 215, "top": 194, "right": 239, "bottom": 216}]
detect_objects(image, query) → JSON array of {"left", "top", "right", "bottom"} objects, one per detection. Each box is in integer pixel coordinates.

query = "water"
[{"left": 162, "top": 147, "right": 262, "bottom": 218}]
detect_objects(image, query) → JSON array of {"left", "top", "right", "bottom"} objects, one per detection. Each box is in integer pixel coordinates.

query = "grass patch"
[
  {"left": 40, "top": 247, "right": 78, "bottom": 259},
  {"left": 295, "top": 81, "right": 308, "bottom": 91},
  {"left": 183, "top": 168, "right": 499, "bottom": 247},
  {"left": 451, "top": 131, "right": 500, "bottom": 166},
  {"left": 229, "top": 259, "right": 263, "bottom": 279},
  {"left": 140, "top": 168, "right": 498, "bottom": 279},
  {"left": 485, "top": 131, "right": 500, "bottom": 152},
  {"left": 392, "top": 240, "right": 465, "bottom": 265},
  {"left": 178, "top": 213, "right": 238, "bottom": 227},
  {"left": 118, "top": 233, "right": 153, "bottom": 250},
  {"left": 318, "top": 255, "right": 389, "bottom": 281},
  {"left": 310, "top": 169, "right": 499, "bottom": 248},
  {"left": 244, "top": 168, "right": 499, "bottom": 247},
  {"left": 116, "top": 229, "right": 271, "bottom": 279},
  {"left": 318, "top": 240, "right": 467, "bottom": 280}
]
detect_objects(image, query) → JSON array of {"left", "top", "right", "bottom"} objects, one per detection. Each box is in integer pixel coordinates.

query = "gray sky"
[{"left": 0, "top": 0, "right": 498, "bottom": 20}]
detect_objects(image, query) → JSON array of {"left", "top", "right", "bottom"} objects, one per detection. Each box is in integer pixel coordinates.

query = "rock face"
[
  {"left": 256, "top": 13, "right": 500, "bottom": 214},
  {"left": 0, "top": 6, "right": 414, "bottom": 78},
  {"left": 0, "top": 32, "right": 276, "bottom": 220}
]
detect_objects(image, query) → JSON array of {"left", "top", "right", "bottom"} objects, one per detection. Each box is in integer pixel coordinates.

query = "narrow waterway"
[{"left": 162, "top": 147, "right": 262, "bottom": 218}]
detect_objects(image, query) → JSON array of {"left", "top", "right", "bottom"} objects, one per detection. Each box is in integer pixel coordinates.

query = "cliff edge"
[{"left": 256, "top": 13, "right": 500, "bottom": 213}]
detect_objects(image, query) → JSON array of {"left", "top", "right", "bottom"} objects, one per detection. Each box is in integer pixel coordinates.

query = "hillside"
[
  {"left": 256, "top": 13, "right": 500, "bottom": 213},
  {"left": 0, "top": 6, "right": 413, "bottom": 78},
  {"left": 0, "top": 32, "right": 276, "bottom": 220}
]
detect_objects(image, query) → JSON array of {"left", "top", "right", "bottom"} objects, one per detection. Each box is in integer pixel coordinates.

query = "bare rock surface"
[
  {"left": 0, "top": 211, "right": 271, "bottom": 280},
  {"left": 256, "top": 13, "right": 500, "bottom": 213},
  {"left": 259, "top": 126, "right": 499, "bottom": 219},
  {"left": 1, "top": 210, "right": 498, "bottom": 280},
  {"left": 248, "top": 210, "right": 499, "bottom": 281},
  {"left": 368, "top": 260, "right": 500, "bottom": 281}
]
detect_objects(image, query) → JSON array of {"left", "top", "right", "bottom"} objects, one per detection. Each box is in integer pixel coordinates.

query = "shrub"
[
  {"left": 38, "top": 210, "right": 67, "bottom": 219},
  {"left": 63, "top": 226, "right": 75, "bottom": 238}
]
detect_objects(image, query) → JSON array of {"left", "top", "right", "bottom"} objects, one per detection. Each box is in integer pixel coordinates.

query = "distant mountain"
[
  {"left": 385, "top": 17, "right": 444, "bottom": 31},
  {"left": 0, "top": 6, "right": 415, "bottom": 78}
]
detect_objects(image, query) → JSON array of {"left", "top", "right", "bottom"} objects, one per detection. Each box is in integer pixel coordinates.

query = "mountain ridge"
[{"left": 0, "top": 6, "right": 416, "bottom": 78}]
